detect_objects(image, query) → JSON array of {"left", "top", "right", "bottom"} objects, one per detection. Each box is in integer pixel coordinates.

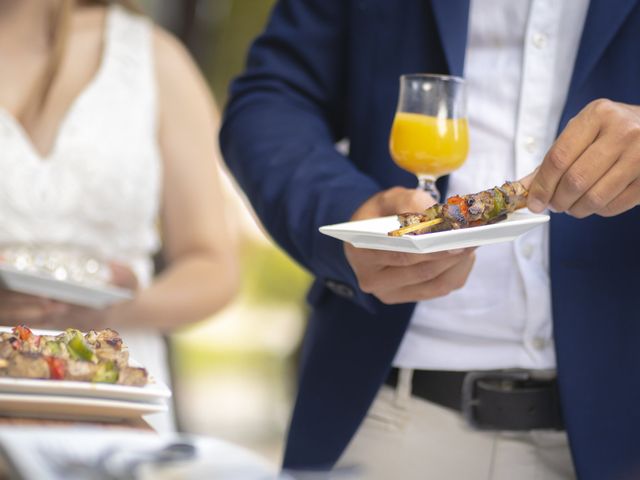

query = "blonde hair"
[{"left": 22, "top": 0, "right": 141, "bottom": 123}]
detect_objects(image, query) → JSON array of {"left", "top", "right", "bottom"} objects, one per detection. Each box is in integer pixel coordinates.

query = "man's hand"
[
  {"left": 527, "top": 99, "right": 640, "bottom": 218},
  {"left": 344, "top": 187, "right": 476, "bottom": 305}
]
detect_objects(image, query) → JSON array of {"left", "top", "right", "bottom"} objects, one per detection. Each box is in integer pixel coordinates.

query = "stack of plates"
[{"left": 0, "top": 328, "right": 171, "bottom": 423}]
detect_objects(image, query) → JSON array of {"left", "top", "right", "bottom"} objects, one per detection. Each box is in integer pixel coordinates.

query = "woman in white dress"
[{"left": 0, "top": 0, "right": 239, "bottom": 430}]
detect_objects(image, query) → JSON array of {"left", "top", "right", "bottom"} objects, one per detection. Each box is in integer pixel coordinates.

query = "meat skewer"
[
  {"left": 388, "top": 181, "right": 529, "bottom": 237},
  {"left": 0, "top": 325, "right": 148, "bottom": 386}
]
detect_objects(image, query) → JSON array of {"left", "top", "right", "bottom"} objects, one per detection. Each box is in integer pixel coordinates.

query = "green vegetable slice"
[
  {"left": 93, "top": 361, "right": 119, "bottom": 383},
  {"left": 68, "top": 333, "right": 96, "bottom": 362}
]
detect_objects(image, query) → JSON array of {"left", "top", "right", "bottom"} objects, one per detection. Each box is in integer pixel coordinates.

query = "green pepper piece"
[
  {"left": 92, "top": 361, "right": 119, "bottom": 383},
  {"left": 494, "top": 188, "right": 506, "bottom": 213},
  {"left": 484, "top": 188, "right": 506, "bottom": 220},
  {"left": 58, "top": 328, "right": 82, "bottom": 344},
  {"left": 44, "top": 341, "right": 62, "bottom": 356},
  {"left": 68, "top": 333, "right": 96, "bottom": 362}
]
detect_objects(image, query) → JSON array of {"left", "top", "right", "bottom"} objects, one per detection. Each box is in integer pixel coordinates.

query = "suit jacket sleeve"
[{"left": 220, "top": 0, "right": 383, "bottom": 311}]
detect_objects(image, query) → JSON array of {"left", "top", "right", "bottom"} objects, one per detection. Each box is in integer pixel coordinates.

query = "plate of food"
[
  {"left": 0, "top": 326, "right": 171, "bottom": 404},
  {"left": 320, "top": 181, "right": 550, "bottom": 254}
]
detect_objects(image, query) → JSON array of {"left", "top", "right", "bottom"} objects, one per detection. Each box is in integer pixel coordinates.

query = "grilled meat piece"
[
  {"left": 0, "top": 340, "right": 15, "bottom": 359},
  {"left": 117, "top": 366, "right": 148, "bottom": 387},
  {"left": 7, "top": 352, "right": 50, "bottom": 379},
  {"left": 96, "top": 329, "right": 123, "bottom": 350},
  {"left": 95, "top": 346, "right": 129, "bottom": 367},
  {"left": 65, "top": 358, "right": 99, "bottom": 382}
]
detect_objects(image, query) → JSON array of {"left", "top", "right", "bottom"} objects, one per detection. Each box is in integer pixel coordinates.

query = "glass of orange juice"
[{"left": 389, "top": 74, "right": 468, "bottom": 201}]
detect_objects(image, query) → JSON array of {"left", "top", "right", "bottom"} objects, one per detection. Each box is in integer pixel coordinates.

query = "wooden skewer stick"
[{"left": 388, "top": 218, "right": 444, "bottom": 237}]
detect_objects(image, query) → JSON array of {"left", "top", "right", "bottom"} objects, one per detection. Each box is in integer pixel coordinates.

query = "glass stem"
[{"left": 417, "top": 175, "right": 440, "bottom": 202}]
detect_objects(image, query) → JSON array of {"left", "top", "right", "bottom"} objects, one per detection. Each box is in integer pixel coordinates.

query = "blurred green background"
[{"left": 144, "top": 0, "right": 312, "bottom": 463}]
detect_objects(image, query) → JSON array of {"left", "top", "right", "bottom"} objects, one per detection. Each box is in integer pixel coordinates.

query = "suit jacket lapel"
[
  {"left": 569, "top": 0, "right": 639, "bottom": 94},
  {"left": 430, "top": 0, "right": 471, "bottom": 76}
]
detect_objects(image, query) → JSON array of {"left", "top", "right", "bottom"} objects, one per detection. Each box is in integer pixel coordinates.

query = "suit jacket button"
[{"left": 325, "top": 280, "right": 355, "bottom": 299}]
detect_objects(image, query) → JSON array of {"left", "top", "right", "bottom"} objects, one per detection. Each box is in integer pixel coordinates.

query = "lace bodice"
[{"left": 0, "top": 5, "right": 161, "bottom": 286}]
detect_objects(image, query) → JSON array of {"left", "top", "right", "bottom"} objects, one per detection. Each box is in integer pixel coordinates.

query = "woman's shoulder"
[
  {"left": 152, "top": 25, "right": 213, "bottom": 112},
  {"left": 152, "top": 26, "right": 199, "bottom": 82}
]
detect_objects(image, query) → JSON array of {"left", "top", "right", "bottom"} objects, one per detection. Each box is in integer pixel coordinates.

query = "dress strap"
[{"left": 101, "top": 5, "right": 157, "bottom": 123}]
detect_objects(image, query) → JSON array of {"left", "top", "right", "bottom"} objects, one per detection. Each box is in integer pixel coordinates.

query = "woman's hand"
[
  {"left": 0, "top": 262, "right": 138, "bottom": 330},
  {"left": 0, "top": 290, "right": 67, "bottom": 327},
  {"left": 42, "top": 262, "right": 138, "bottom": 331},
  {"left": 344, "top": 187, "right": 476, "bottom": 304},
  {"left": 108, "top": 262, "right": 139, "bottom": 291}
]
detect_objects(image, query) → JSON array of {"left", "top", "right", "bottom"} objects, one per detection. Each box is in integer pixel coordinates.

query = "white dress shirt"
[{"left": 393, "top": 0, "right": 590, "bottom": 371}]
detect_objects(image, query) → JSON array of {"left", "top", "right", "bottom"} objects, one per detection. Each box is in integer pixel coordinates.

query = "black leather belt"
[{"left": 385, "top": 367, "right": 564, "bottom": 430}]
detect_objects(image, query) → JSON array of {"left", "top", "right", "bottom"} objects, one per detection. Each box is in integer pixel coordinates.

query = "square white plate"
[
  {"left": 0, "top": 392, "right": 166, "bottom": 423},
  {"left": 0, "top": 264, "right": 133, "bottom": 309},
  {"left": 320, "top": 211, "right": 550, "bottom": 254},
  {"left": 0, "top": 328, "right": 171, "bottom": 403}
]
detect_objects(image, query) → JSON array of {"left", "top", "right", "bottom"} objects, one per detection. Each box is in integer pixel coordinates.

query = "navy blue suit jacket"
[{"left": 220, "top": 1, "right": 640, "bottom": 478}]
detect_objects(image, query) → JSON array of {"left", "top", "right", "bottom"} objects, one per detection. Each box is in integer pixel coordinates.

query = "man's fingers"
[
  {"left": 528, "top": 107, "right": 600, "bottom": 212},
  {"left": 564, "top": 145, "right": 640, "bottom": 217},
  {"left": 351, "top": 246, "right": 472, "bottom": 268},
  {"left": 359, "top": 250, "right": 475, "bottom": 294},
  {"left": 549, "top": 140, "right": 620, "bottom": 213},
  {"left": 594, "top": 178, "right": 640, "bottom": 217},
  {"left": 377, "top": 252, "right": 475, "bottom": 304}
]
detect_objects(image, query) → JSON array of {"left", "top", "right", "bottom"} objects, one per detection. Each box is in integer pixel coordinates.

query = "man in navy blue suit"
[{"left": 220, "top": 1, "right": 640, "bottom": 478}]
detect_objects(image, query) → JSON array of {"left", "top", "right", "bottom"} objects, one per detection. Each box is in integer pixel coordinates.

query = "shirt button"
[
  {"left": 531, "top": 337, "right": 548, "bottom": 350},
  {"left": 523, "top": 136, "right": 537, "bottom": 153},
  {"left": 521, "top": 243, "right": 534, "bottom": 260},
  {"left": 532, "top": 32, "right": 548, "bottom": 49}
]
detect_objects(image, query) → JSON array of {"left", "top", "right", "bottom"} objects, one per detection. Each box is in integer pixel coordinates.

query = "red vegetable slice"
[
  {"left": 45, "top": 356, "right": 66, "bottom": 380},
  {"left": 12, "top": 325, "right": 32, "bottom": 341}
]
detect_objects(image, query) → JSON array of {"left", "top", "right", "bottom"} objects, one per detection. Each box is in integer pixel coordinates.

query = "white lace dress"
[{"left": 0, "top": 6, "right": 174, "bottom": 432}]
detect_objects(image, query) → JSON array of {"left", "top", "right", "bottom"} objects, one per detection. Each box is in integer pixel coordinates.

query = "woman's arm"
[
  {"left": 0, "top": 26, "right": 238, "bottom": 332},
  {"left": 102, "top": 28, "right": 239, "bottom": 331}
]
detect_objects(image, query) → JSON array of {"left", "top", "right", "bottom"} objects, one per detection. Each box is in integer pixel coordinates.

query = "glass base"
[{"left": 417, "top": 175, "right": 440, "bottom": 202}]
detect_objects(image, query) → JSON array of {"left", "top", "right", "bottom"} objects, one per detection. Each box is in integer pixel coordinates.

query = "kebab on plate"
[
  {"left": 0, "top": 325, "right": 148, "bottom": 386},
  {"left": 388, "top": 181, "right": 529, "bottom": 236}
]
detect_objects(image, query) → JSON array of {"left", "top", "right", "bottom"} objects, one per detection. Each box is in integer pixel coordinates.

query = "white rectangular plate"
[
  {"left": 0, "top": 327, "right": 171, "bottom": 403},
  {"left": 0, "top": 264, "right": 133, "bottom": 309},
  {"left": 0, "top": 376, "right": 171, "bottom": 403},
  {"left": 320, "top": 211, "right": 550, "bottom": 254},
  {"left": 0, "top": 392, "right": 166, "bottom": 423}
]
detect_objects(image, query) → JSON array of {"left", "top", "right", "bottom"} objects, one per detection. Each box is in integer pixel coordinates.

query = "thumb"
[
  {"left": 518, "top": 167, "right": 540, "bottom": 191},
  {"left": 380, "top": 187, "right": 436, "bottom": 215},
  {"left": 109, "top": 263, "right": 139, "bottom": 291}
]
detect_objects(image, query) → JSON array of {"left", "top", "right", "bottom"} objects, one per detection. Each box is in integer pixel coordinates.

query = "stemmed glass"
[{"left": 389, "top": 74, "right": 469, "bottom": 201}]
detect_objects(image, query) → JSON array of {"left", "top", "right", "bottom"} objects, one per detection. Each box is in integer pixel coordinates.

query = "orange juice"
[{"left": 389, "top": 112, "right": 469, "bottom": 177}]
